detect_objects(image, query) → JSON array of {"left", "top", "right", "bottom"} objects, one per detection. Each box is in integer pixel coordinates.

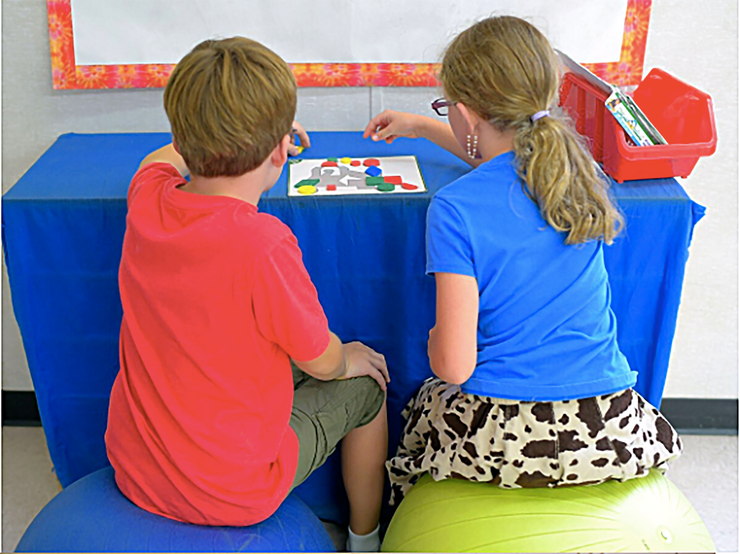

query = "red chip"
[
  {"left": 363, "top": 158, "right": 380, "bottom": 167},
  {"left": 384, "top": 175, "right": 403, "bottom": 185},
  {"left": 401, "top": 183, "right": 418, "bottom": 190},
  {"left": 350, "top": 160, "right": 361, "bottom": 166},
  {"left": 322, "top": 161, "right": 338, "bottom": 167},
  {"left": 326, "top": 184, "right": 337, "bottom": 191}
]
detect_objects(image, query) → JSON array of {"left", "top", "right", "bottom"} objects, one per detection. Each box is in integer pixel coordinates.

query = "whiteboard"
[{"left": 71, "top": 0, "right": 629, "bottom": 66}]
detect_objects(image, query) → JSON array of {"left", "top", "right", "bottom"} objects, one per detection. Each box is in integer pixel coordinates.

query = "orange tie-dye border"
[{"left": 47, "top": 0, "right": 651, "bottom": 90}]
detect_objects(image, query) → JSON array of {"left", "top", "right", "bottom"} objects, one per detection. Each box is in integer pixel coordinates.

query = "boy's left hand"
[
  {"left": 340, "top": 341, "right": 390, "bottom": 391},
  {"left": 289, "top": 121, "right": 311, "bottom": 156}
]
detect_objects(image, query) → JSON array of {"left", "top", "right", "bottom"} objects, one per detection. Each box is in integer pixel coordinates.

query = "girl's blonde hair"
[{"left": 440, "top": 16, "right": 623, "bottom": 245}]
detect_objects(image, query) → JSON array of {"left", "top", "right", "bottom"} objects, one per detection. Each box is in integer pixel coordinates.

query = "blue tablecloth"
[{"left": 3, "top": 132, "right": 704, "bottom": 524}]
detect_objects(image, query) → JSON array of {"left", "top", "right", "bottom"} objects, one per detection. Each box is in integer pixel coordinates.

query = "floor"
[{"left": 2, "top": 426, "right": 737, "bottom": 552}]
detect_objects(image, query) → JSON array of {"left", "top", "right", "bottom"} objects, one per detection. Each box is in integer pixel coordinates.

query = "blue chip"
[{"left": 365, "top": 166, "right": 382, "bottom": 177}]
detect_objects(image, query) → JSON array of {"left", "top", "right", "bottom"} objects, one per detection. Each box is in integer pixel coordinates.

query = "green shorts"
[{"left": 289, "top": 362, "right": 385, "bottom": 489}]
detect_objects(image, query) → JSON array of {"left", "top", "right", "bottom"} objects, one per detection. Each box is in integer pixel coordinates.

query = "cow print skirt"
[{"left": 386, "top": 378, "right": 682, "bottom": 507}]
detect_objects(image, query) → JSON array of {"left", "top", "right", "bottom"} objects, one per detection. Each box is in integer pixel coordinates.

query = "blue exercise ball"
[{"left": 16, "top": 467, "right": 336, "bottom": 553}]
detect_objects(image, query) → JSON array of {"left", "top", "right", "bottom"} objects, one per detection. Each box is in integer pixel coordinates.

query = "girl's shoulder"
[
  {"left": 433, "top": 152, "right": 523, "bottom": 212},
  {"left": 438, "top": 152, "right": 519, "bottom": 195}
]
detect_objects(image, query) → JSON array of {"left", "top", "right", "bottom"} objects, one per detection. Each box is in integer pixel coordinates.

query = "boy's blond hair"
[
  {"left": 164, "top": 37, "right": 297, "bottom": 177},
  {"left": 441, "top": 16, "right": 623, "bottom": 245}
]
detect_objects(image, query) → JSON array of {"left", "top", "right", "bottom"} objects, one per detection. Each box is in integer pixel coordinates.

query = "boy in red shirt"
[{"left": 105, "top": 37, "right": 388, "bottom": 552}]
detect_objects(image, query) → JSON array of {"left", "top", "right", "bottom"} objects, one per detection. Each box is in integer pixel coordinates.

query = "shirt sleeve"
[
  {"left": 128, "top": 163, "right": 184, "bottom": 206},
  {"left": 252, "top": 234, "right": 331, "bottom": 362},
  {"left": 426, "top": 196, "right": 475, "bottom": 277}
]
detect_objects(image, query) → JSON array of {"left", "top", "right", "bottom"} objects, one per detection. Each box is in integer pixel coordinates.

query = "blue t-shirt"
[{"left": 426, "top": 151, "right": 636, "bottom": 401}]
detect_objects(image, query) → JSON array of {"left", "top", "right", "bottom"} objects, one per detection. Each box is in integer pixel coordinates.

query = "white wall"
[
  {"left": 2, "top": 0, "right": 737, "bottom": 399},
  {"left": 643, "top": 0, "right": 738, "bottom": 399}
]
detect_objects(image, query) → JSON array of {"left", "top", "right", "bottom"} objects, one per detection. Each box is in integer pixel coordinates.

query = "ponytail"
[
  {"left": 441, "top": 15, "right": 624, "bottom": 245},
  {"left": 514, "top": 114, "right": 623, "bottom": 245}
]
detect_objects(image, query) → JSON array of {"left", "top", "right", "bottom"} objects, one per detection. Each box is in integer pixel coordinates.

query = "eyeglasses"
[{"left": 431, "top": 98, "right": 456, "bottom": 117}]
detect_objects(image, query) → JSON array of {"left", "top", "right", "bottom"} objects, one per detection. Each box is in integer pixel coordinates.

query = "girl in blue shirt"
[{"left": 364, "top": 16, "right": 681, "bottom": 506}]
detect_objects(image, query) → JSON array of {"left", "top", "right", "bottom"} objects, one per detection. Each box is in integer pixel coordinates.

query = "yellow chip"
[
  {"left": 340, "top": 157, "right": 352, "bottom": 164},
  {"left": 295, "top": 146, "right": 305, "bottom": 154},
  {"left": 297, "top": 185, "right": 317, "bottom": 195}
]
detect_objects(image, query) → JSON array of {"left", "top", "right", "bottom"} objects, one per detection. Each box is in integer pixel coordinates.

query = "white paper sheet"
[
  {"left": 71, "top": 0, "right": 629, "bottom": 66},
  {"left": 287, "top": 156, "right": 427, "bottom": 197}
]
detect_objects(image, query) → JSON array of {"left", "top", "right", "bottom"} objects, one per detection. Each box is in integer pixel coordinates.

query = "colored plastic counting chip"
[
  {"left": 365, "top": 166, "right": 382, "bottom": 177},
  {"left": 365, "top": 176, "right": 385, "bottom": 186},
  {"left": 326, "top": 184, "right": 337, "bottom": 191},
  {"left": 297, "top": 185, "right": 317, "bottom": 195},
  {"left": 295, "top": 146, "right": 304, "bottom": 154},
  {"left": 363, "top": 159, "right": 380, "bottom": 167},
  {"left": 295, "top": 179, "right": 320, "bottom": 188},
  {"left": 350, "top": 160, "right": 361, "bottom": 166},
  {"left": 384, "top": 175, "right": 403, "bottom": 185},
  {"left": 340, "top": 157, "right": 352, "bottom": 164},
  {"left": 327, "top": 157, "right": 339, "bottom": 162},
  {"left": 377, "top": 183, "right": 395, "bottom": 192},
  {"left": 401, "top": 183, "right": 419, "bottom": 190},
  {"left": 322, "top": 161, "right": 338, "bottom": 167}
]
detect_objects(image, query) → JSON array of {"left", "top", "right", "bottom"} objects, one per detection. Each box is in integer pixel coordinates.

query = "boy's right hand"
[
  {"left": 363, "top": 110, "right": 430, "bottom": 145},
  {"left": 289, "top": 121, "right": 311, "bottom": 156},
  {"left": 339, "top": 341, "right": 390, "bottom": 391}
]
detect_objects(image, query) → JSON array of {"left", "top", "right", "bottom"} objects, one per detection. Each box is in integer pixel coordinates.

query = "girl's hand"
[
  {"left": 363, "top": 110, "right": 429, "bottom": 144},
  {"left": 289, "top": 121, "right": 311, "bottom": 156},
  {"left": 339, "top": 341, "right": 390, "bottom": 391}
]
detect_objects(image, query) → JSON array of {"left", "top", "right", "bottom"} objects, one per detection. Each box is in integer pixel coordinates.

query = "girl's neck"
[{"left": 477, "top": 125, "right": 517, "bottom": 162}]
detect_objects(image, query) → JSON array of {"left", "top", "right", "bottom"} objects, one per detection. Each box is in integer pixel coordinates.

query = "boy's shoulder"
[
  {"left": 231, "top": 207, "right": 306, "bottom": 268},
  {"left": 247, "top": 211, "right": 295, "bottom": 243},
  {"left": 130, "top": 162, "right": 184, "bottom": 200},
  {"left": 132, "top": 162, "right": 297, "bottom": 254}
]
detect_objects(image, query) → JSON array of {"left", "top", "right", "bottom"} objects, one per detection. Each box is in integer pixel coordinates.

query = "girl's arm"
[
  {"left": 363, "top": 110, "right": 485, "bottom": 168},
  {"left": 428, "top": 272, "right": 479, "bottom": 384}
]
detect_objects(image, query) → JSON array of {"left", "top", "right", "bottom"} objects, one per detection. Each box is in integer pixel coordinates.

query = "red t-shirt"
[{"left": 106, "top": 163, "right": 330, "bottom": 526}]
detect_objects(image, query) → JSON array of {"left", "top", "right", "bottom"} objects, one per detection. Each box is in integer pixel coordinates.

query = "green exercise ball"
[{"left": 382, "top": 470, "right": 714, "bottom": 553}]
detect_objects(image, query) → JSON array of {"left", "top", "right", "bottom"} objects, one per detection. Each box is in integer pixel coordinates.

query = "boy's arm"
[
  {"left": 293, "top": 332, "right": 347, "bottom": 380},
  {"left": 294, "top": 333, "right": 390, "bottom": 390},
  {"left": 252, "top": 234, "right": 389, "bottom": 389},
  {"left": 139, "top": 143, "right": 190, "bottom": 177}
]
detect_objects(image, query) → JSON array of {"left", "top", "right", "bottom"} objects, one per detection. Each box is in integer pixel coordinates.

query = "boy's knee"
[
  {"left": 354, "top": 376, "right": 386, "bottom": 426},
  {"left": 358, "top": 374, "right": 386, "bottom": 403}
]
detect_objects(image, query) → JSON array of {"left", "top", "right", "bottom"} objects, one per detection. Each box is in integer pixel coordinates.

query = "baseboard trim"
[
  {"left": 2, "top": 391, "right": 737, "bottom": 434},
  {"left": 3, "top": 390, "right": 42, "bottom": 426},
  {"left": 659, "top": 397, "right": 738, "bottom": 435}
]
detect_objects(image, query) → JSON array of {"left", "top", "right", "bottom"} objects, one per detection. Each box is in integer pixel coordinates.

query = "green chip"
[
  {"left": 365, "top": 176, "right": 385, "bottom": 186},
  {"left": 327, "top": 157, "right": 339, "bottom": 162},
  {"left": 377, "top": 182, "right": 396, "bottom": 192},
  {"left": 295, "top": 178, "right": 320, "bottom": 188}
]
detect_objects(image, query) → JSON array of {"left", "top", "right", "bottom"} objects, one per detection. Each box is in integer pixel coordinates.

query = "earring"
[{"left": 466, "top": 134, "right": 479, "bottom": 159}]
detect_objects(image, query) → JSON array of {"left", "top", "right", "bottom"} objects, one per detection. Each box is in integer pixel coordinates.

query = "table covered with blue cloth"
[{"left": 3, "top": 132, "right": 704, "bottom": 524}]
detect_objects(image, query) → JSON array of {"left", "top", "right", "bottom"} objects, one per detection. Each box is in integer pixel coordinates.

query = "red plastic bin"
[
  {"left": 559, "top": 68, "right": 717, "bottom": 183},
  {"left": 559, "top": 72, "right": 609, "bottom": 164}
]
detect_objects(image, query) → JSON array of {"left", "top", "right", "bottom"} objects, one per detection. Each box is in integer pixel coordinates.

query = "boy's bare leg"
[{"left": 342, "top": 399, "right": 388, "bottom": 535}]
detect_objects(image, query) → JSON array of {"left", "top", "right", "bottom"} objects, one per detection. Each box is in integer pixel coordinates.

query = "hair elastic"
[{"left": 531, "top": 110, "right": 550, "bottom": 123}]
